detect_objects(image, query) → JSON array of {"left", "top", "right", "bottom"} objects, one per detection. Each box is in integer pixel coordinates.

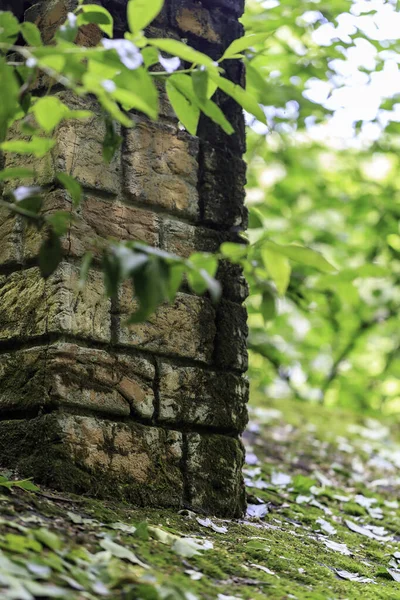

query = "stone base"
[{"left": 0, "top": 411, "right": 246, "bottom": 516}]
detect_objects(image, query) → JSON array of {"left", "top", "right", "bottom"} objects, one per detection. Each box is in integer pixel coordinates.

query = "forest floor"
[{"left": 1, "top": 397, "right": 400, "bottom": 599}]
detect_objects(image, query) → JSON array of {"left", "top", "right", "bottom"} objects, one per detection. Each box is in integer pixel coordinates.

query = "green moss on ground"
[{"left": 1, "top": 398, "right": 400, "bottom": 598}]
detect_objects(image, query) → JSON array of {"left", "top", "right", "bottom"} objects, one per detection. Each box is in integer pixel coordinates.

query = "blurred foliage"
[{"left": 243, "top": 0, "right": 400, "bottom": 413}]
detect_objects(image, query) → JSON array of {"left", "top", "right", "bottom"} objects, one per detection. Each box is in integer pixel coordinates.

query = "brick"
[
  {"left": 0, "top": 343, "right": 154, "bottom": 418},
  {"left": 186, "top": 432, "right": 246, "bottom": 517},
  {"left": 122, "top": 117, "right": 199, "bottom": 220},
  {"left": 23, "top": 190, "right": 159, "bottom": 261},
  {"left": 214, "top": 299, "right": 248, "bottom": 372},
  {"left": 117, "top": 288, "right": 215, "bottom": 364},
  {"left": 4, "top": 93, "right": 122, "bottom": 195},
  {"left": 0, "top": 414, "right": 184, "bottom": 506},
  {"left": 161, "top": 218, "right": 221, "bottom": 258},
  {"left": 199, "top": 0, "right": 245, "bottom": 17},
  {"left": 161, "top": 219, "right": 248, "bottom": 302},
  {"left": 0, "top": 264, "right": 111, "bottom": 343},
  {"left": 26, "top": 0, "right": 103, "bottom": 46},
  {"left": 199, "top": 143, "right": 247, "bottom": 228},
  {"left": 158, "top": 362, "right": 248, "bottom": 431},
  {"left": 0, "top": 207, "right": 22, "bottom": 266},
  {"left": 217, "top": 260, "right": 249, "bottom": 303},
  {"left": 170, "top": 0, "right": 242, "bottom": 47}
]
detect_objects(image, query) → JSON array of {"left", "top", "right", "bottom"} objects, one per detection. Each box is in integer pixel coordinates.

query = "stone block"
[
  {"left": 0, "top": 207, "right": 22, "bottom": 266},
  {"left": 161, "top": 219, "right": 248, "bottom": 302},
  {"left": 122, "top": 117, "right": 199, "bottom": 220},
  {"left": 26, "top": 0, "right": 103, "bottom": 46},
  {"left": 0, "top": 414, "right": 183, "bottom": 506},
  {"left": 199, "top": 0, "right": 245, "bottom": 17},
  {"left": 161, "top": 218, "right": 221, "bottom": 258},
  {"left": 199, "top": 143, "right": 247, "bottom": 228},
  {"left": 0, "top": 264, "right": 111, "bottom": 343},
  {"left": 215, "top": 299, "right": 248, "bottom": 372},
  {"left": 158, "top": 361, "right": 248, "bottom": 431},
  {"left": 170, "top": 0, "right": 243, "bottom": 47},
  {"left": 0, "top": 343, "right": 155, "bottom": 419},
  {"left": 4, "top": 93, "right": 121, "bottom": 195},
  {"left": 216, "top": 260, "right": 249, "bottom": 304},
  {"left": 23, "top": 190, "right": 159, "bottom": 261},
  {"left": 117, "top": 287, "right": 216, "bottom": 364},
  {"left": 186, "top": 432, "right": 246, "bottom": 517}
]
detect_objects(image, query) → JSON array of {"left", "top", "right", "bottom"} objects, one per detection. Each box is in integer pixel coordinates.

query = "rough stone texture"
[
  {"left": 215, "top": 300, "right": 249, "bottom": 372},
  {"left": 23, "top": 190, "right": 160, "bottom": 261},
  {"left": 158, "top": 362, "right": 248, "bottom": 431},
  {"left": 200, "top": 143, "right": 247, "bottom": 229},
  {"left": 4, "top": 94, "right": 122, "bottom": 195},
  {"left": 0, "top": 344, "right": 155, "bottom": 419},
  {"left": 0, "top": 208, "right": 22, "bottom": 266},
  {"left": 0, "top": 0, "right": 249, "bottom": 516},
  {"left": 0, "top": 264, "right": 111, "bottom": 343},
  {"left": 186, "top": 432, "right": 246, "bottom": 517},
  {"left": 122, "top": 117, "right": 199, "bottom": 220},
  {"left": 0, "top": 414, "right": 183, "bottom": 505},
  {"left": 117, "top": 286, "right": 216, "bottom": 364}
]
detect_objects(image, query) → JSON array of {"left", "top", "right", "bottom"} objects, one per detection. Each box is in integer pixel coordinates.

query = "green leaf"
[
  {"left": 38, "top": 233, "right": 63, "bottom": 278},
  {"left": 20, "top": 22, "right": 43, "bottom": 46},
  {"left": 79, "top": 252, "right": 93, "bottom": 289},
  {"left": 220, "top": 242, "right": 248, "bottom": 263},
  {"left": 169, "top": 74, "right": 234, "bottom": 134},
  {"left": 0, "top": 167, "right": 35, "bottom": 182},
  {"left": 103, "top": 115, "right": 123, "bottom": 163},
  {"left": 113, "top": 67, "right": 158, "bottom": 120},
  {"left": 0, "top": 11, "right": 20, "bottom": 45},
  {"left": 1, "top": 137, "right": 56, "bottom": 157},
  {"left": 209, "top": 72, "right": 266, "bottom": 124},
  {"left": 57, "top": 172, "right": 82, "bottom": 207},
  {"left": 192, "top": 70, "right": 209, "bottom": 103},
  {"left": 12, "top": 186, "right": 42, "bottom": 213},
  {"left": 129, "top": 257, "right": 170, "bottom": 323},
  {"left": 147, "top": 39, "right": 214, "bottom": 67},
  {"left": 260, "top": 290, "right": 276, "bottom": 323},
  {"left": 166, "top": 263, "right": 185, "bottom": 302},
  {"left": 78, "top": 5, "right": 114, "bottom": 37},
  {"left": 221, "top": 32, "right": 272, "bottom": 60},
  {"left": 166, "top": 79, "right": 200, "bottom": 136},
  {"left": 33, "top": 528, "right": 61, "bottom": 552},
  {"left": 32, "top": 97, "right": 69, "bottom": 132},
  {"left": 100, "top": 538, "right": 149, "bottom": 568},
  {"left": 46, "top": 211, "right": 72, "bottom": 237},
  {"left": 263, "top": 241, "right": 337, "bottom": 273},
  {"left": 0, "top": 57, "right": 19, "bottom": 142},
  {"left": 98, "top": 93, "right": 133, "bottom": 127},
  {"left": 262, "top": 248, "right": 291, "bottom": 295},
  {"left": 128, "top": 0, "right": 164, "bottom": 34}
]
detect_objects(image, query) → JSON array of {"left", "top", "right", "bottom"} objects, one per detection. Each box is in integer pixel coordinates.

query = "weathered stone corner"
[{"left": 0, "top": 0, "right": 249, "bottom": 517}]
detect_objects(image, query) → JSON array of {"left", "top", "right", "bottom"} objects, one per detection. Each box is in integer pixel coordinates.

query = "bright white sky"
[
  {"left": 252, "top": 0, "right": 400, "bottom": 147},
  {"left": 306, "top": 0, "right": 400, "bottom": 144}
]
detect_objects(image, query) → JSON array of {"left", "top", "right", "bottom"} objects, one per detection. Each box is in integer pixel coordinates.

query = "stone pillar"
[{"left": 0, "top": 0, "right": 248, "bottom": 516}]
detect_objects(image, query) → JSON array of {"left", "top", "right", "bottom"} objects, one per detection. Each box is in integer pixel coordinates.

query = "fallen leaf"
[
  {"left": 388, "top": 568, "right": 400, "bottom": 582},
  {"left": 335, "top": 569, "right": 376, "bottom": 584},
  {"left": 250, "top": 563, "right": 277, "bottom": 577},
  {"left": 345, "top": 520, "right": 391, "bottom": 542},
  {"left": 322, "top": 539, "right": 352, "bottom": 555},
  {"left": 246, "top": 504, "right": 268, "bottom": 519},
  {"left": 197, "top": 517, "right": 228, "bottom": 534},
  {"left": 316, "top": 517, "right": 336, "bottom": 536},
  {"left": 172, "top": 537, "right": 213, "bottom": 558},
  {"left": 271, "top": 472, "right": 292, "bottom": 487},
  {"left": 99, "top": 538, "right": 148, "bottom": 568}
]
